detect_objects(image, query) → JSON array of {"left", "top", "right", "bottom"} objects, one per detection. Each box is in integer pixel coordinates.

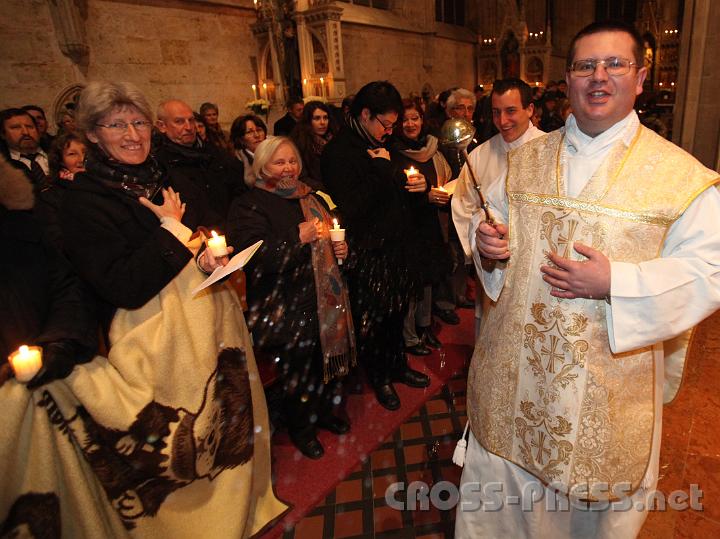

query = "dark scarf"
[
  {"left": 347, "top": 113, "right": 383, "bottom": 149},
  {"left": 255, "top": 173, "right": 356, "bottom": 382},
  {"left": 158, "top": 137, "right": 211, "bottom": 167},
  {"left": 84, "top": 145, "right": 164, "bottom": 201}
]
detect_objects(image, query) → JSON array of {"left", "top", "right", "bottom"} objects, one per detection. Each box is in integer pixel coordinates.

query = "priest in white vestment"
[
  {"left": 451, "top": 79, "right": 544, "bottom": 336},
  {"left": 456, "top": 21, "right": 720, "bottom": 539}
]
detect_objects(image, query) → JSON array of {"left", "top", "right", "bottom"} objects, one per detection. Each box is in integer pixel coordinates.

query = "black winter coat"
[
  {"left": 390, "top": 147, "right": 451, "bottom": 285},
  {"left": 0, "top": 205, "right": 96, "bottom": 362},
  {"left": 226, "top": 189, "right": 320, "bottom": 349},
  {"left": 60, "top": 172, "right": 193, "bottom": 328},
  {"left": 154, "top": 137, "right": 246, "bottom": 231}
]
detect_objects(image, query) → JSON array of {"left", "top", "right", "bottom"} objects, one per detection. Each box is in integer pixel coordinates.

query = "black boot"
[
  {"left": 419, "top": 326, "right": 441, "bottom": 349},
  {"left": 289, "top": 425, "right": 324, "bottom": 459}
]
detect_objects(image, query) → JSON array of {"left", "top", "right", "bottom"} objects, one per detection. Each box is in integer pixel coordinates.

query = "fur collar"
[{"left": 0, "top": 156, "right": 34, "bottom": 210}]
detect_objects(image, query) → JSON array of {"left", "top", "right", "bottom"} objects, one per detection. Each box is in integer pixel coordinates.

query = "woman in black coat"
[
  {"left": 226, "top": 137, "right": 354, "bottom": 459},
  {"left": 60, "top": 82, "right": 226, "bottom": 330},
  {"left": 391, "top": 98, "right": 452, "bottom": 356}
]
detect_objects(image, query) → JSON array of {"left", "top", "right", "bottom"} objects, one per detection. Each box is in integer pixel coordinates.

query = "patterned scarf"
[
  {"left": 255, "top": 174, "right": 357, "bottom": 382},
  {"left": 84, "top": 145, "right": 164, "bottom": 201}
]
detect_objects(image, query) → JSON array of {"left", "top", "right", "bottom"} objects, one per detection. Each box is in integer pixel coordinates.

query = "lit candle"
[
  {"left": 8, "top": 345, "right": 43, "bottom": 383},
  {"left": 320, "top": 77, "right": 325, "bottom": 97},
  {"left": 404, "top": 166, "right": 418, "bottom": 180},
  {"left": 262, "top": 82, "right": 268, "bottom": 99},
  {"left": 328, "top": 219, "right": 345, "bottom": 265},
  {"left": 438, "top": 186, "right": 447, "bottom": 193},
  {"left": 207, "top": 230, "right": 228, "bottom": 257},
  {"left": 251, "top": 84, "right": 257, "bottom": 99}
]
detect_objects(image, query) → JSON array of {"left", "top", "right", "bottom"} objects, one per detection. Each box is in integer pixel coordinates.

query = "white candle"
[
  {"left": 9, "top": 345, "right": 43, "bottom": 383},
  {"left": 320, "top": 77, "right": 325, "bottom": 97},
  {"left": 251, "top": 84, "right": 257, "bottom": 99},
  {"left": 329, "top": 219, "right": 345, "bottom": 265},
  {"left": 262, "top": 82, "right": 268, "bottom": 99},
  {"left": 404, "top": 166, "right": 418, "bottom": 180},
  {"left": 207, "top": 230, "right": 228, "bottom": 257}
]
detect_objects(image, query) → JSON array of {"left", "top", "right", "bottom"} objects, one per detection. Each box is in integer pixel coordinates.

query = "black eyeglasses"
[{"left": 373, "top": 115, "right": 396, "bottom": 132}]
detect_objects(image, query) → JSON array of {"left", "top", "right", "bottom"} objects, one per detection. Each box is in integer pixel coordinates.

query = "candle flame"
[
  {"left": 406, "top": 166, "right": 417, "bottom": 176},
  {"left": 19, "top": 345, "right": 29, "bottom": 354},
  {"left": 333, "top": 218, "right": 338, "bottom": 227},
  {"left": 211, "top": 230, "right": 219, "bottom": 238}
]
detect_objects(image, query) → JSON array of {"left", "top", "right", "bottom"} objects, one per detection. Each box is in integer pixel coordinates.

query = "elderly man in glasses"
[{"left": 456, "top": 20, "right": 720, "bottom": 538}]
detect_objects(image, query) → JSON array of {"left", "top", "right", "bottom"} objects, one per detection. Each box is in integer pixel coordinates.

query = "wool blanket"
[{"left": 0, "top": 248, "right": 287, "bottom": 538}]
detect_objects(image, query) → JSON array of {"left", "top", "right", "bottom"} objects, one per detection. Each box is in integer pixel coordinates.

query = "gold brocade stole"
[{"left": 467, "top": 126, "right": 720, "bottom": 500}]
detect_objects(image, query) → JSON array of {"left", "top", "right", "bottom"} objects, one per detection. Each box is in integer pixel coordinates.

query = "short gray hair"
[
  {"left": 251, "top": 136, "right": 303, "bottom": 187},
  {"left": 446, "top": 88, "right": 476, "bottom": 110},
  {"left": 77, "top": 81, "right": 153, "bottom": 136}
]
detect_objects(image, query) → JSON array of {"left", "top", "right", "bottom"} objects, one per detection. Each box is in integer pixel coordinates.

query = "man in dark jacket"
[
  {"left": 155, "top": 99, "right": 245, "bottom": 231},
  {"left": 321, "top": 81, "right": 430, "bottom": 411},
  {"left": 273, "top": 97, "right": 304, "bottom": 136}
]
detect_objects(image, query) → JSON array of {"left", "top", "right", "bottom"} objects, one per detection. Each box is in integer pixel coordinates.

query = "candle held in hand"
[
  {"left": 404, "top": 166, "right": 418, "bottom": 180},
  {"left": 9, "top": 345, "right": 43, "bottom": 383},
  {"left": 329, "top": 220, "right": 346, "bottom": 265},
  {"left": 207, "top": 231, "right": 228, "bottom": 257}
]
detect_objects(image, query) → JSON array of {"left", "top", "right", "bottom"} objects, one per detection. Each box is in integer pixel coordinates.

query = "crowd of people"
[
  {"left": 2, "top": 18, "right": 720, "bottom": 539},
  {"left": 1, "top": 77, "right": 498, "bottom": 459}
]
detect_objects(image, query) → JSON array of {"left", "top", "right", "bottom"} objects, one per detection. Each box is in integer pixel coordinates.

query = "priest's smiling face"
[
  {"left": 491, "top": 88, "right": 534, "bottom": 144},
  {"left": 566, "top": 30, "right": 647, "bottom": 137}
]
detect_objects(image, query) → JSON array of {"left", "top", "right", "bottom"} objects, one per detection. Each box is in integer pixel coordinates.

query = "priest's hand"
[
  {"left": 541, "top": 242, "right": 610, "bottom": 300},
  {"left": 475, "top": 221, "right": 509, "bottom": 260}
]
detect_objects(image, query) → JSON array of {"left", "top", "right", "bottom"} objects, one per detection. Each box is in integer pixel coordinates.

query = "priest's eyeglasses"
[
  {"left": 95, "top": 120, "right": 153, "bottom": 133},
  {"left": 568, "top": 57, "right": 639, "bottom": 77}
]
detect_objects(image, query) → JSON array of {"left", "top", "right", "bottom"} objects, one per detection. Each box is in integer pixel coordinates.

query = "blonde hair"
[
  {"left": 250, "top": 136, "right": 303, "bottom": 186},
  {"left": 77, "top": 81, "right": 153, "bottom": 137}
]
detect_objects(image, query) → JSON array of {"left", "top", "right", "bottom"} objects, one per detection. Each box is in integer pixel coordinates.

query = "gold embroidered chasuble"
[{"left": 467, "top": 126, "right": 720, "bottom": 500}]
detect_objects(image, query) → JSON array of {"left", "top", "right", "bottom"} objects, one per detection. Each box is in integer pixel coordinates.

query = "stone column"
[{"left": 673, "top": 0, "right": 720, "bottom": 169}]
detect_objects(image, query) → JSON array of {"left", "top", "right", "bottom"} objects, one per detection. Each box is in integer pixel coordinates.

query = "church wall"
[
  {"left": 340, "top": 24, "right": 476, "bottom": 98},
  {"left": 693, "top": 0, "right": 719, "bottom": 169},
  {"left": 0, "top": 0, "right": 79, "bottom": 114},
  {"left": 0, "top": 0, "right": 258, "bottom": 132}
]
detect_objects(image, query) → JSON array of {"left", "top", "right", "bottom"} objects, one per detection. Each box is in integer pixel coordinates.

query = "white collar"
[
  {"left": 564, "top": 111, "right": 639, "bottom": 156},
  {"left": 10, "top": 147, "right": 47, "bottom": 160},
  {"left": 499, "top": 123, "right": 544, "bottom": 153}
]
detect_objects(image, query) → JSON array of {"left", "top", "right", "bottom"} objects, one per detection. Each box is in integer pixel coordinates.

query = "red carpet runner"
[{"left": 258, "top": 308, "right": 476, "bottom": 538}]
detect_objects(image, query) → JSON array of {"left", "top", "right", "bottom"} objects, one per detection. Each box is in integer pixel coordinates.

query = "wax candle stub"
[
  {"left": 405, "top": 166, "right": 418, "bottom": 178},
  {"left": 207, "top": 231, "right": 228, "bottom": 257},
  {"left": 9, "top": 345, "right": 43, "bottom": 383}
]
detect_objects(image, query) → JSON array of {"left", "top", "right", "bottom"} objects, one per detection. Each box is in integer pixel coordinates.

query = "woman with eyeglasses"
[
  {"left": 230, "top": 114, "right": 267, "bottom": 187},
  {"left": 54, "top": 81, "right": 286, "bottom": 534}
]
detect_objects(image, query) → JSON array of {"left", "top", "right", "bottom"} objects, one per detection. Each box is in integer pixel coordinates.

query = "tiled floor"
[
  {"left": 284, "top": 376, "right": 468, "bottom": 539},
  {"left": 284, "top": 312, "right": 720, "bottom": 538}
]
